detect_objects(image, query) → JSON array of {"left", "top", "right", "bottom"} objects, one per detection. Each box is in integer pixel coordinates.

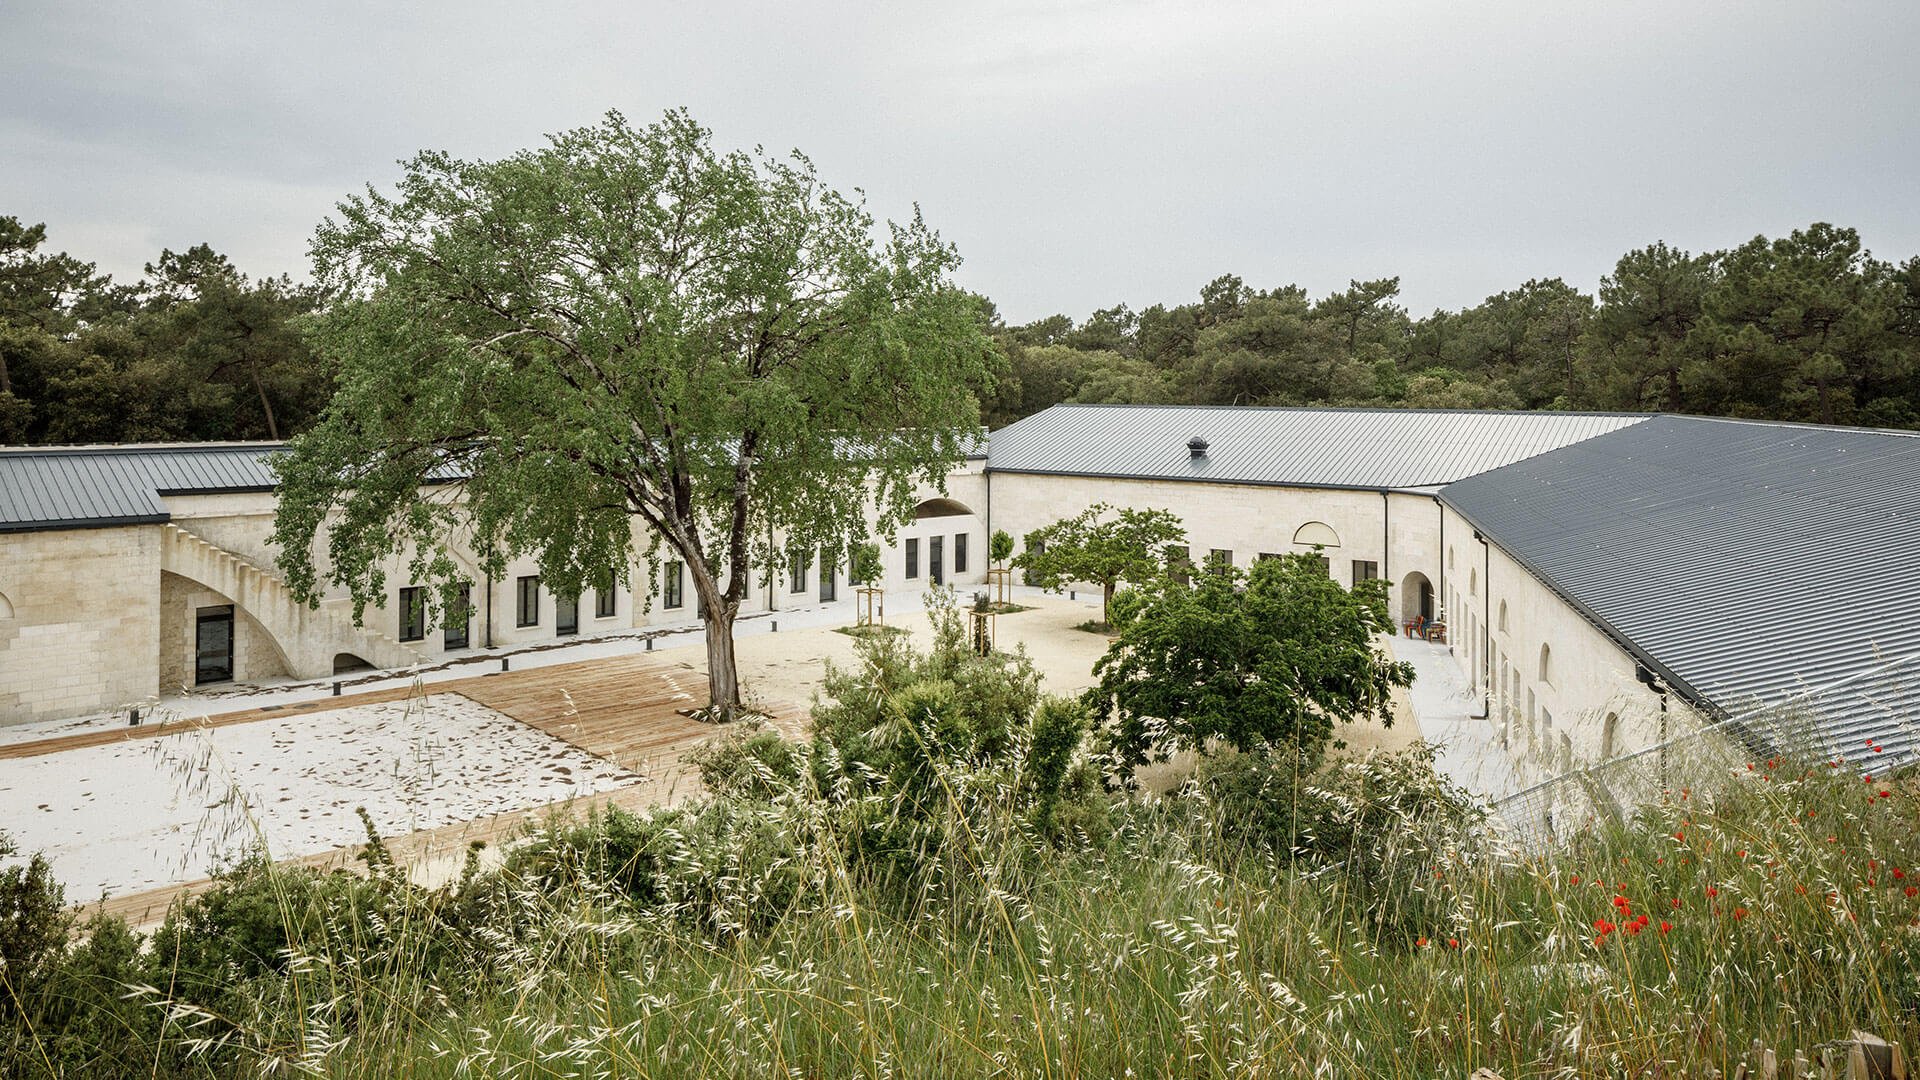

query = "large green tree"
[
  {"left": 270, "top": 109, "right": 997, "bottom": 718},
  {"left": 1013, "top": 502, "right": 1185, "bottom": 625},
  {"left": 1088, "top": 553, "right": 1411, "bottom": 773}
]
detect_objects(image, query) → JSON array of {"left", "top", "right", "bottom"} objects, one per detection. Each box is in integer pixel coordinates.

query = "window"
[
  {"left": 399, "top": 586, "right": 427, "bottom": 642},
  {"left": 1257, "top": 552, "right": 1281, "bottom": 562},
  {"left": 596, "top": 570, "right": 617, "bottom": 618},
  {"left": 1209, "top": 548, "right": 1233, "bottom": 569},
  {"left": 953, "top": 532, "right": 968, "bottom": 574},
  {"left": 1601, "top": 712, "right": 1620, "bottom": 760},
  {"left": 1538, "top": 643, "right": 1553, "bottom": 686},
  {"left": 1469, "top": 568, "right": 1477, "bottom": 596},
  {"left": 906, "top": 538, "right": 920, "bottom": 579},
  {"left": 1310, "top": 554, "right": 1331, "bottom": 576},
  {"left": 444, "top": 583, "right": 471, "bottom": 650},
  {"left": 930, "top": 535, "right": 944, "bottom": 585},
  {"left": 663, "top": 561, "right": 684, "bottom": 609},
  {"left": 1497, "top": 600, "right": 1508, "bottom": 633},
  {"left": 789, "top": 548, "right": 809, "bottom": 594},
  {"left": 1351, "top": 560, "right": 1379, "bottom": 583},
  {"left": 1166, "top": 544, "right": 1190, "bottom": 585},
  {"left": 847, "top": 543, "right": 865, "bottom": 585},
  {"left": 555, "top": 593, "right": 579, "bottom": 636},
  {"left": 818, "top": 547, "right": 836, "bottom": 603},
  {"left": 516, "top": 576, "right": 539, "bottom": 627}
]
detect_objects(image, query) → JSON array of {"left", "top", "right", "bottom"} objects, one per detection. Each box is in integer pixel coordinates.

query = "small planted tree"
[
  {"left": 990, "top": 529, "right": 1015, "bottom": 568},
  {"left": 1088, "top": 552, "right": 1412, "bottom": 774},
  {"left": 852, "top": 542, "right": 885, "bottom": 627},
  {"left": 987, "top": 528, "right": 1015, "bottom": 606},
  {"left": 1013, "top": 503, "right": 1185, "bottom": 627}
]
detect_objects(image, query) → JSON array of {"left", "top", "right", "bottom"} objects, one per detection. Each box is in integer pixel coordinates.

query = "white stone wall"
[
  {"left": 981, "top": 471, "right": 1444, "bottom": 614},
  {"left": 1438, "top": 503, "right": 1695, "bottom": 773},
  {"left": 0, "top": 526, "right": 161, "bottom": 724}
]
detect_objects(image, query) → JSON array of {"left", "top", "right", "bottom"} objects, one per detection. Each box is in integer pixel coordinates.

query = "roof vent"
[{"left": 1188, "top": 436, "right": 1209, "bottom": 459}]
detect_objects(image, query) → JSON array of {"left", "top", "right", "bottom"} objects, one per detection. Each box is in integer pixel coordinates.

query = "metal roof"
[
  {"left": 985, "top": 404, "right": 1653, "bottom": 491},
  {"left": 0, "top": 443, "right": 282, "bottom": 533},
  {"left": 1439, "top": 414, "right": 1920, "bottom": 760}
]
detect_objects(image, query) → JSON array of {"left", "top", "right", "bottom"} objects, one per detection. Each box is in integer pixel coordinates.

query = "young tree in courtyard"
[
  {"left": 1088, "top": 552, "right": 1412, "bottom": 773},
  {"left": 270, "top": 109, "right": 997, "bottom": 719},
  {"left": 1013, "top": 503, "right": 1185, "bottom": 626}
]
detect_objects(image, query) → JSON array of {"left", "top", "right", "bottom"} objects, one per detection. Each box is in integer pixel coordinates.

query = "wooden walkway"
[{"left": 40, "top": 653, "right": 809, "bottom": 928}]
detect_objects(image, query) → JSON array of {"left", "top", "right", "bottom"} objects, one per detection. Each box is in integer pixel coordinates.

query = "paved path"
[{"left": 1389, "top": 636, "right": 1526, "bottom": 801}]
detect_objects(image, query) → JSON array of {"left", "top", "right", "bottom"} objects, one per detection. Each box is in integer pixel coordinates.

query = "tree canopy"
[
  {"left": 268, "top": 109, "right": 998, "bottom": 716},
  {"left": 1013, "top": 502, "right": 1186, "bottom": 625},
  {"left": 1088, "top": 553, "right": 1412, "bottom": 773}
]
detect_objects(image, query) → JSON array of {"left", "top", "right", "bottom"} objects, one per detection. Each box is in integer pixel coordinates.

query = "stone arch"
[
  {"left": 1538, "top": 642, "right": 1553, "bottom": 685},
  {"left": 1398, "top": 571, "right": 1434, "bottom": 623},
  {"left": 1497, "top": 600, "right": 1508, "bottom": 633},
  {"left": 333, "top": 652, "right": 374, "bottom": 674},
  {"left": 1601, "top": 712, "right": 1621, "bottom": 760},
  {"left": 1292, "top": 521, "right": 1340, "bottom": 547},
  {"left": 0, "top": 590, "right": 12, "bottom": 619},
  {"left": 913, "top": 497, "right": 975, "bottom": 519}
]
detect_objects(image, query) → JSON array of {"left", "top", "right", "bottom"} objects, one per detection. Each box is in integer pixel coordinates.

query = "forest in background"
[{"left": 4, "top": 214, "right": 1919, "bottom": 445}]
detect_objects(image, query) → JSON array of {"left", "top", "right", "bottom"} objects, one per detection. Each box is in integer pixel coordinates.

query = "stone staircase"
[{"left": 159, "top": 523, "right": 427, "bottom": 678}]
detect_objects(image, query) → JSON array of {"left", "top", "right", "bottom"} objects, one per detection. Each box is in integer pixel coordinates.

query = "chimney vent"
[{"left": 1188, "top": 436, "right": 1209, "bottom": 459}]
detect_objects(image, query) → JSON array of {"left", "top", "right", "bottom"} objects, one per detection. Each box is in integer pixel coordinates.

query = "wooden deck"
[{"left": 42, "top": 653, "right": 810, "bottom": 928}]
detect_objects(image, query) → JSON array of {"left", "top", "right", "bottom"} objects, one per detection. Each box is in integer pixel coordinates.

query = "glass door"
[{"left": 196, "top": 607, "right": 234, "bottom": 684}]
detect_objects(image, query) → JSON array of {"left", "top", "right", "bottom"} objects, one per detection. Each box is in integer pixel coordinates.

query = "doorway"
[{"left": 196, "top": 606, "right": 234, "bottom": 684}]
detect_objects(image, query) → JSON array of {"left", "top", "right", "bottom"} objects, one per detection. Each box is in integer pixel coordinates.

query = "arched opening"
[
  {"left": 913, "top": 498, "right": 975, "bottom": 519},
  {"left": 333, "top": 652, "right": 374, "bottom": 675},
  {"left": 1601, "top": 712, "right": 1620, "bottom": 760},
  {"left": 1397, "top": 571, "right": 1434, "bottom": 624},
  {"left": 0, "top": 591, "right": 12, "bottom": 619},
  {"left": 1469, "top": 568, "right": 1477, "bottom": 597},
  {"left": 1293, "top": 521, "right": 1340, "bottom": 547},
  {"left": 1538, "top": 643, "right": 1553, "bottom": 685},
  {"left": 1497, "top": 600, "right": 1508, "bottom": 633}
]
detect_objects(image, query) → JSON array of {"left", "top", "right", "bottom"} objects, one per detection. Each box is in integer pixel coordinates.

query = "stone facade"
[{"left": 0, "top": 526, "right": 161, "bottom": 722}]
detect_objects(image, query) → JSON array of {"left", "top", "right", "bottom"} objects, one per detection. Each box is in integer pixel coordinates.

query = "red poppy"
[
  {"left": 1660, "top": 921, "right": 1673, "bottom": 933},
  {"left": 1705, "top": 887, "right": 1720, "bottom": 898},
  {"left": 1447, "top": 938, "right": 1459, "bottom": 948},
  {"left": 1906, "top": 887, "right": 1917, "bottom": 899},
  {"left": 1416, "top": 937, "right": 1428, "bottom": 947},
  {"left": 1733, "top": 908, "right": 1749, "bottom": 920}
]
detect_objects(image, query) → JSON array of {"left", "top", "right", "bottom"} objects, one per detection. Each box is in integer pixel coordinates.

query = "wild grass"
[{"left": 5, "top": 608, "right": 1917, "bottom": 1078}]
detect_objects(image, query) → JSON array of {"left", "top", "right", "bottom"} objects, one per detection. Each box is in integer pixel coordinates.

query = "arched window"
[
  {"left": 1601, "top": 712, "right": 1620, "bottom": 760},
  {"left": 1292, "top": 521, "right": 1340, "bottom": 547},
  {"left": 1538, "top": 643, "right": 1553, "bottom": 685},
  {"left": 0, "top": 591, "right": 12, "bottom": 619},
  {"left": 1497, "top": 600, "right": 1508, "bottom": 633},
  {"left": 1448, "top": 546, "right": 1454, "bottom": 569},
  {"left": 1469, "top": 568, "right": 1477, "bottom": 597}
]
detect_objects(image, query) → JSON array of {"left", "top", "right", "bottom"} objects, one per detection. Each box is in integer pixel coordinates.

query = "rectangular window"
[
  {"left": 789, "top": 548, "right": 809, "bottom": 594},
  {"left": 444, "top": 583, "right": 471, "bottom": 650},
  {"left": 1257, "top": 552, "right": 1281, "bottom": 562},
  {"left": 1310, "top": 555, "right": 1331, "bottom": 576},
  {"left": 818, "top": 547, "right": 836, "bottom": 603},
  {"left": 930, "top": 535, "right": 944, "bottom": 585},
  {"left": 1209, "top": 549, "right": 1233, "bottom": 570},
  {"left": 663, "top": 561, "right": 684, "bottom": 609},
  {"left": 906, "top": 538, "right": 920, "bottom": 579},
  {"left": 595, "top": 569, "right": 617, "bottom": 618},
  {"left": 847, "top": 543, "right": 864, "bottom": 585},
  {"left": 1165, "top": 544, "right": 1190, "bottom": 585},
  {"left": 1351, "top": 560, "right": 1380, "bottom": 583},
  {"left": 953, "top": 533, "right": 968, "bottom": 574},
  {"left": 516, "top": 576, "right": 540, "bottom": 627},
  {"left": 555, "top": 593, "right": 579, "bottom": 636},
  {"left": 399, "top": 586, "right": 427, "bottom": 642}
]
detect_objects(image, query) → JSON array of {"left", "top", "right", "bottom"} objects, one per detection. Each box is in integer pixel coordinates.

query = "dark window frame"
[
  {"left": 953, "top": 532, "right": 968, "bottom": 574},
  {"left": 595, "top": 569, "right": 617, "bottom": 619},
  {"left": 663, "top": 561, "right": 685, "bottom": 609},
  {"left": 444, "top": 583, "right": 471, "bottom": 650},
  {"left": 399, "top": 585, "right": 428, "bottom": 642},
  {"left": 905, "top": 538, "right": 920, "bottom": 580},
  {"left": 516, "top": 575, "right": 539, "bottom": 627},
  {"left": 789, "top": 548, "right": 809, "bottom": 594},
  {"left": 1352, "top": 560, "right": 1380, "bottom": 583},
  {"left": 555, "top": 592, "right": 579, "bottom": 637}
]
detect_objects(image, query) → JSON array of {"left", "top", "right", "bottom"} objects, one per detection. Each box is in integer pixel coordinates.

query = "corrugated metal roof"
[
  {"left": 1439, "top": 414, "right": 1920, "bottom": 760},
  {"left": 0, "top": 443, "right": 282, "bottom": 532},
  {"left": 986, "top": 404, "right": 1653, "bottom": 490}
]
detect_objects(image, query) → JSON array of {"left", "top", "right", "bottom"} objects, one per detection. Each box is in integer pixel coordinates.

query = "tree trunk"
[
  {"left": 703, "top": 600, "right": 742, "bottom": 720},
  {"left": 249, "top": 358, "right": 279, "bottom": 440},
  {"left": 1102, "top": 580, "right": 1115, "bottom": 626}
]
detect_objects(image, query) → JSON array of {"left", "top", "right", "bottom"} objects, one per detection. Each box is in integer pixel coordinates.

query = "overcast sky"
[{"left": 4, "top": 1, "right": 1916, "bottom": 323}]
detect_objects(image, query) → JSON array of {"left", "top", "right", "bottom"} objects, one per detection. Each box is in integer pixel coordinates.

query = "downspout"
[
  {"left": 1471, "top": 530, "right": 1491, "bottom": 718},
  {"left": 1434, "top": 496, "right": 1445, "bottom": 621},
  {"left": 484, "top": 572, "right": 494, "bottom": 649},
  {"left": 1380, "top": 490, "right": 1390, "bottom": 579}
]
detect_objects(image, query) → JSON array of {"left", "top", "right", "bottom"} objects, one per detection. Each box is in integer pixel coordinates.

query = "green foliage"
[
  {"left": 1089, "top": 552, "right": 1412, "bottom": 772},
  {"left": 850, "top": 541, "right": 884, "bottom": 587},
  {"left": 267, "top": 109, "right": 997, "bottom": 715},
  {"left": 989, "top": 528, "right": 1015, "bottom": 566},
  {"left": 1013, "top": 502, "right": 1186, "bottom": 623}
]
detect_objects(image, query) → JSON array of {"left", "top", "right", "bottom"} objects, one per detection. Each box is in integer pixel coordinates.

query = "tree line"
[
  {"left": 6, "top": 213, "right": 1919, "bottom": 446},
  {"left": 0, "top": 217, "right": 327, "bottom": 444},
  {"left": 981, "top": 223, "right": 1920, "bottom": 429}
]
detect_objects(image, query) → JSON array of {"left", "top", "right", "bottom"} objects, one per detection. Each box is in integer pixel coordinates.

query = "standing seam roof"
[{"left": 0, "top": 444, "right": 283, "bottom": 532}]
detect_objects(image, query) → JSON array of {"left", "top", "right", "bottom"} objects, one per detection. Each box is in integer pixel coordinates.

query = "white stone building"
[{"left": 4, "top": 405, "right": 1917, "bottom": 775}]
